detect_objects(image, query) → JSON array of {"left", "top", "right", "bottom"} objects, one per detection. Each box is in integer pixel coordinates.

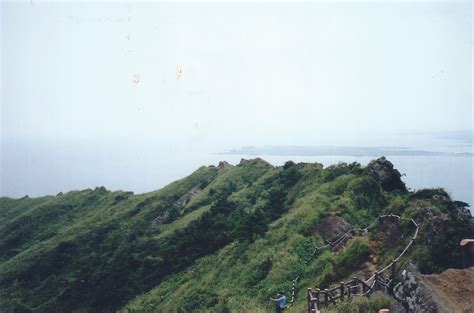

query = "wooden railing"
[
  {"left": 307, "top": 214, "right": 419, "bottom": 312},
  {"left": 287, "top": 227, "right": 365, "bottom": 307}
]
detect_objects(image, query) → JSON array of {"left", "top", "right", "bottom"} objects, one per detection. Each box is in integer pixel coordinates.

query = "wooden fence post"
[
  {"left": 340, "top": 282, "right": 345, "bottom": 300},
  {"left": 315, "top": 288, "right": 320, "bottom": 308},
  {"left": 391, "top": 260, "right": 396, "bottom": 279},
  {"left": 374, "top": 272, "right": 379, "bottom": 290},
  {"left": 352, "top": 277, "right": 358, "bottom": 295},
  {"left": 307, "top": 288, "right": 312, "bottom": 313},
  {"left": 291, "top": 283, "right": 296, "bottom": 303}
]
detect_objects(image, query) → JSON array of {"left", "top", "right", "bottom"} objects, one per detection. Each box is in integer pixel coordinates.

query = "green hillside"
[{"left": 0, "top": 158, "right": 472, "bottom": 313}]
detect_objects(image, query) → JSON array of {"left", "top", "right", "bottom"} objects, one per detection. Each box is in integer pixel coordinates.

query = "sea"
[{"left": 1, "top": 132, "right": 472, "bottom": 212}]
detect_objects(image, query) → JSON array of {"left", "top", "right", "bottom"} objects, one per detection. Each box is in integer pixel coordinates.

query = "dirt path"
[{"left": 422, "top": 267, "right": 474, "bottom": 313}]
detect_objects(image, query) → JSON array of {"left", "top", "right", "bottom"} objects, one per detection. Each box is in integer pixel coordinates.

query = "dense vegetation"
[{"left": 0, "top": 158, "right": 472, "bottom": 313}]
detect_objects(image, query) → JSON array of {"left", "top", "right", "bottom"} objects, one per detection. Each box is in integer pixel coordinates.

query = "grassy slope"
[
  {"left": 0, "top": 159, "right": 472, "bottom": 313},
  {"left": 122, "top": 161, "right": 473, "bottom": 313},
  {"left": 0, "top": 165, "right": 222, "bottom": 312},
  {"left": 121, "top": 164, "right": 371, "bottom": 312}
]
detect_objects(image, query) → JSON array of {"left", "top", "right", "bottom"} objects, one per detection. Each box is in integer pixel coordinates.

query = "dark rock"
[
  {"left": 238, "top": 158, "right": 271, "bottom": 167},
  {"left": 239, "top": 158, "right": 251, "bottom": 165},
  {"left": 173, "top": 184, "right": 202, "bottom": 208},
  {"left": 315, "top": 215, "right": 352, "bottom": 242},
  {"left": 452, "top": 201, "right": 473, "bottom": 221},
  {"left": 365, "top": 157, "right": 407, "bottom": 192},
  {"left": 217, "top": 161, "right": 232, "bottom": 170},
  {"left": 392, "top": 299, "right": 408, "bottom": 313},
  {"left": 376, "top": 215, "right": 404, "bottom": 249}
]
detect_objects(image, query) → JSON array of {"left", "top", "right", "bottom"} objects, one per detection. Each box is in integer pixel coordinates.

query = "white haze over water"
[{"left": 1, "top": 2, "right": 473, "bottom": 210}]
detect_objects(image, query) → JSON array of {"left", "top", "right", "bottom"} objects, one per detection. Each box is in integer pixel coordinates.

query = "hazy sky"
[{"left": 1, "top": 1, "right": 472, "bottom": 197}]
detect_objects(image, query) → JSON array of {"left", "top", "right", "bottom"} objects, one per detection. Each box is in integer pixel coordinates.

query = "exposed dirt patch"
[
  {"left": 422, "top": 267, "right": 474, "bottom": 313},
  {"left": 395, "top": 264, "right": 474, "bottom": 313},
  {"left": 339, "top": 236, "right": 377, "bottom": 280},
  {"left": 356, "top": 260, "right": 377, "bottom": 281}
]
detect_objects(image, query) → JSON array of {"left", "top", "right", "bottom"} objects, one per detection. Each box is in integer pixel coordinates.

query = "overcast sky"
[{"left": 1, "top": 1, "right": 472, "bottom": 197}]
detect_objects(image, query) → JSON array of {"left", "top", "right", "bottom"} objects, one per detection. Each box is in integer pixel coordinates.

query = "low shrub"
[{"left": 336, "top": 238, "right": 372, "bottom": 278}]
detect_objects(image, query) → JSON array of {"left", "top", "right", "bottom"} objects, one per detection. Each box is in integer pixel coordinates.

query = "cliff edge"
[{"left": 394, "top": 263, "right": 474, "bottom": 313}]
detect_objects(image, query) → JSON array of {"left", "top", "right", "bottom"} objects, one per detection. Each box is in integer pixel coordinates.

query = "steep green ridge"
[{"left": 0, "top": 158, "right": 472, "bottom": 313}]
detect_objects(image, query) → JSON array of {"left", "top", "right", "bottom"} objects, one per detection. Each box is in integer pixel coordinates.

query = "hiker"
[{"left": 270, "top": 291, "right": 286, "bottom": 313}]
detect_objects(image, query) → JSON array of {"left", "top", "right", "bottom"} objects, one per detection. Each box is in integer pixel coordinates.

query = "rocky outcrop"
[
  {"left": 152, "top": 184, "right": 203, "bottom": 225},
  {"left": 239, "top": 158, "right": 251, "bottom": 165},
  {"left": 394, "top": 263, "right": 474, "bottom": 313},
  {"left": 217, "top": 161, "right": 233, "bottom": 170},
  {"left": 365, "top": 157, "right": 407, "bottom": 192},
  {"left": 409, "top": 201, "right": 473, "bottom": 249},
  {"left": 173, "top": 184, "right": 202, "bottom": 207},
  {"left": 238, "top": 158, "right": 271, "bottom": 166},
  {"left": 295, "top": 162, "right": 308, "bottom": 169},
  {"left": 315, "top": 215, "right": 352, "bottom": 242},
  {"left": 452, "top": 200, "right": 473, "bottom": 221},
  {"left": 377, "top": 215, "right": 404, "bottom": 249}
]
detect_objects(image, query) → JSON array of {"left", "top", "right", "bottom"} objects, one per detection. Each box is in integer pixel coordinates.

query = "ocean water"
[
  {"left": 1, "top": 136, "right": 472, "bottom": 212},
  {"left": 230, "top": 154, "right": 473, "bottom": 209}
]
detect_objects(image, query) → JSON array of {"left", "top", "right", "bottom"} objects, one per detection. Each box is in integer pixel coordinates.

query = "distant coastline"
[{"left": 218, "top": 145, "right": 473, "bottom": 157}]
